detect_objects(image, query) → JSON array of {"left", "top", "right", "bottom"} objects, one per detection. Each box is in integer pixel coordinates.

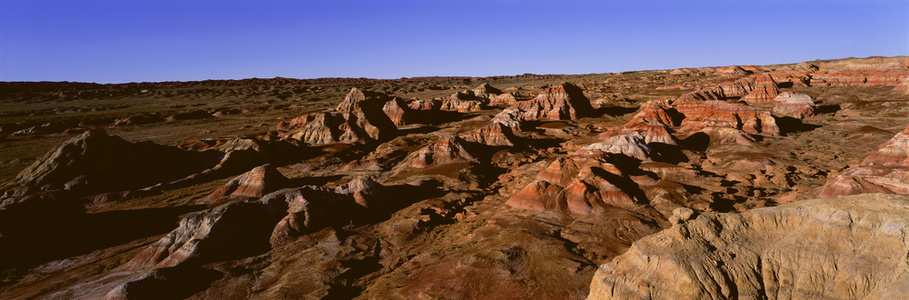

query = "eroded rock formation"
[
  {"left": 588, "top": 194, "right": 909, "bottom": 300},
  {"left": 284, "top": 88, "right": 399, "bottom": 144},
  {"left": 676, "top": 99, "right": 779, "bottom": 136},
  {"left": 772, "top": 92, "right": 816, "bottom": 119},
  {"left": 205, "top": 164, "right": 290, "bottom": 203},
  {"left": 740, "top": 74, "right": 779, "bottom": 104},
  {"left": 820, "top": 124, "right": 909, "bottom": 196}
]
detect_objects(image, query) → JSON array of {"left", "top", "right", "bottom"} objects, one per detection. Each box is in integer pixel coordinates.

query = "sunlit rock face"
[{"left": 587, "top": 194, "right": 909, "bottom": 300}]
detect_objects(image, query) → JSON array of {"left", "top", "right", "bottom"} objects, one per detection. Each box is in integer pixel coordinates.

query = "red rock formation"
[
  {"left": 406, "top": 99, "right": 441, "bottom": 111},
  {"left": 439, "top": 99, "right": 483, "bottom": 112},
  {"left": 535, "top": 157, "right": 583, "bottom": 186},
  {"left": 677, "top": 100, "right": 779, "bottom": 136},
  {"left": 489, "top": 109, "right": 524, "bottom": 132},
  {"left": 820, "top": 124, "right": 909, "bottom": 197},
  {"left": 893, "top": 77, "right": 909, "bottom": 95},
  {"left": 504, "top": 180, "right": 564, "bottom": 214},
  {"left": 615, "top": 100, "right": 680, "bottom": 145},
  {"left": 716, "top": 77, "right": 754, "bottom": 98},
  {"left": 772, "top": 92, "right": 816, "bottom": 119},
  {"left": 488, "top": 92, "right": 518, "bottom": 107},
  {"left": 462, "top": 122, "right": 517, "bottom": 147},
  {"left": 740, "top": 65, "right": 766, "bottom": 73},
  {"left": 507, "top": 146, "right": 657, "bottom": 218},
  {"left": 336, "top": 88, "right": 399, "bottom": 141},
  {"left": 676, "top": 88, "right": 725, "bottom": 103},
  {"left": 625, "top": 100, "right": 677, "bottom": 127},
  {"left": 670, "top": 68, "right": 700, "bottom": 75},
  {"left": 810, "top": 70, "right": 908, "bottom": 87},
  {"left": 340, "top": 149, "right": 407, "bottom": 171},
  {"left": 284, "top": 88, "right": 399, "bottom": 144},
  {"left": 714, "top": 66, "right": 750, "bottom": 76},
  {"left": 741, "top": 74, "right": 779, "bottom": 104},
  {"left": 862, "top": 125, "right": 909, "bottom": 167},
  {"left": 562, "top": 166, "right": 641, "bottom": 215},
  {"left": 499, "top": 82, "right": 593, "bottom": 121},
  {"left": 768, "top": 70, "right": 811, "bottom": 87},
  {"left": 205, "top": 164, "right": 289, "bottom": 203},
  {"left": 578, "top": 133, "right": 653, "bottom": 161},
  {"left": 407, "top": 137, "right": 477, "bottom": 168},
  {"left": 472, "top": 83, "right": 502, "bottom": 98},
  {"left": 383, "top": 97, "right": 413, "bottom": 126},
  {"left": 605, "top": 124, "right": 677, "bottom": 146}
]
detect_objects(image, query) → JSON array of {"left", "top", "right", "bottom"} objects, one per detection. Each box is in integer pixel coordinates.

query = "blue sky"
[{"left": 1, "top": 0, "right": 907, "bottom": 83}]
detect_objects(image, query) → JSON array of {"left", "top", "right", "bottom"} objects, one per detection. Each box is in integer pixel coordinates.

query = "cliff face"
[{"left": 587, "top": 194, "right": 909, "bottom": 300}]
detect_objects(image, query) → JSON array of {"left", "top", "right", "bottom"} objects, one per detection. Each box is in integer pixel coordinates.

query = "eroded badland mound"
[{"left": 1, "top": 56, "right": 908, "bottom": 299}]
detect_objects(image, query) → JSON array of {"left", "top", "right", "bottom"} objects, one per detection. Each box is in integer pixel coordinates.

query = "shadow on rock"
[
  {"left": 680, "top": 132, "right": 710, "bottom": 151},
  {"left": 776, "top": 116, "right": 822, "bottom": 135},
  {"left": 0, "top": 204, "right": 206, "bottom": 271}
]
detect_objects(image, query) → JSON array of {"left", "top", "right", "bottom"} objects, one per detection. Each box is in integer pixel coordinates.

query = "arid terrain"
[{"left": 1, "top": 56, "right": 908, "bottom": 299}]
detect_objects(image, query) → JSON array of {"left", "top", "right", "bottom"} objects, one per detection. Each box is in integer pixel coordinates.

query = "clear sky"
[{"left": 1, "top": 0, "right": 907, "bottom": 83}]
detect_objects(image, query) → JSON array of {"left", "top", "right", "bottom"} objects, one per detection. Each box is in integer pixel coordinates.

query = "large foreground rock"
[{"left": 587, "top": 194, "right": 909, "bottom": 300}]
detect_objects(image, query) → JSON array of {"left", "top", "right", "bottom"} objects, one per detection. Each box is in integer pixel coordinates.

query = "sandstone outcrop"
[
  {"left": 613, "top": 100, "right": 680, "bottom": 145},
  {"left": 810, "top": 70, "right": 908, "bottom": 87},
  {"left": 285, "top": 112, "right": 346, "bottom": 144},
  {"left": 578, "top": 133, "right": 653, "bottom": 161},
  {"left": 716, "top": 78, "right": 753, "bottom": 98},
  {"left": 205, "top": 164, "right": 290, "bottom": 203},
  {"left": 740, "top": 74, "right": 779, "bottom": 104},
  {"left": 767, "top": 70, "right": 811, "bottom": 87},
  {"left": 507, "top": 147, "right": 657, "bottom": 218},
  {"left": 462, "top": 122, "right": 518, "bottom": 147},
  {"left": 335, "top": 87, "right": 399, "bottom": 141},
  {"left": 893, "top": 76, "right": 909, "bottom": 94},
  {"left": 676, "top": 99, "right": 779, "bottom": 136},
  {"left": 284, "top": 88, "right": 398, "bottom": 145},
  {"left": 676, "top": 88, "right": 725, "bottom": 102},
  {"left": 488, "top": 92, "right": 518, "bottom": 107},
  {"left": 405, "top": 137, "right": 478, "bottom": 168},
  {"left": 820, "top": 124, "right": 909, "bottom": 197},
  {"left": 406, "top": 99, "right": 441, "bottom": 111},
  {"left": 714, "top": 66, "right": 749, "bottom": 76},
  {"left": 439, "top": 99, "right": 483, "bottom": 112},
  {"left": 472, "top": 83, "right": 502, "bottom": 98},
  {"left": 382, "top": 97, "right": 413, "bottom": 126},
  {"left": 496, "top": 82, "right": 593, "bottom": 122},
  {"left": 771, "top": 92, "right": 816, "bottom": 119},
  {"left": 588, "top": 194, "right": 909, "bottom": 300}
]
